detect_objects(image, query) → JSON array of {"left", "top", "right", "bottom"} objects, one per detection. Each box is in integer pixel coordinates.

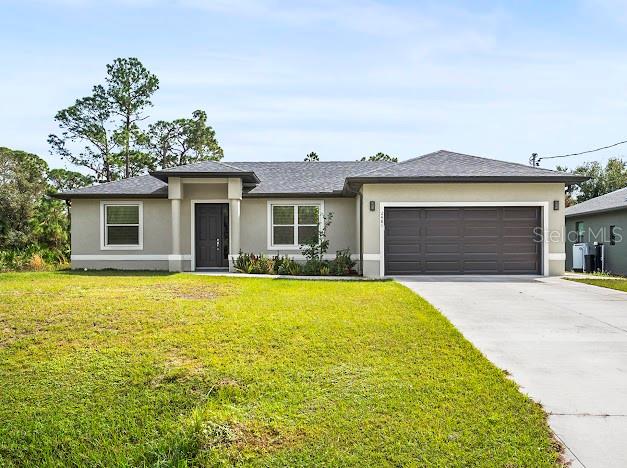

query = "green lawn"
[
  {"left": 0, "top": 272, "right": 560, "bottom": 466},
  {"left": 567, "top": 277, "right": 627, "bottom": 293}
]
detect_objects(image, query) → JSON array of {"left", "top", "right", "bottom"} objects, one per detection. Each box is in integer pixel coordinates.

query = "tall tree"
[
  {"left": 145, "top": 110, "right": 223, "bottom": 169},
  {"left": 0, "top": 147, "right": 49, "bottom": 249},
  {"left": 304, "top": 151, "right": 319, "bottom": 162},
  {"left": 47, "top": 168, "right": 94, "bottom": 193},
  {"left": 48, "top": 86, "right": 120, "bottom": 182},
  {"left": 556, "top": 165, "right": 576, "bottom": 207},
  {"left": 360, "top": 152, "right": 398, "bottom": 162},
  {"left": 105, "top": 58, "right": 159, "bottom": 178},
  {"left": 563, "top": 158, "right": 627, "bottom": 203}
]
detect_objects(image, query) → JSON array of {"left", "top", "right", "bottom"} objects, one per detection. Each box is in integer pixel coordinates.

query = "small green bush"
[
  {"left": 0, "top": 246, "right": 69, "bottom": 272},
  {"left": 330, "top": 249, "right": 356, "bottom": 276},
  {"left": 277, "top": 256, "right": 301, "bottom": 275},
  {"left": 234, "top": 250, "right": 356, "bottom": 277},
  {"left": 233, "top": 251, "right": 255, "bottom": 273}
]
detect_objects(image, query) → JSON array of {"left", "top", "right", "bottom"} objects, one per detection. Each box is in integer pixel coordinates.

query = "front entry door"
[{"left": 195, "top": 203, "right": 229, "bottom": 269}]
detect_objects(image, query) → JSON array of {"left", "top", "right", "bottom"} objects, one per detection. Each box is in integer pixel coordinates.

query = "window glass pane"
[
  {"left": 273, "top": 226, "right": 294, "bottom": 245},
  {"left": 107, "top": 205, "right": 139, "bottom": 224},
  {"left": 107, "top": 226, "right": 139, "bottom": 245},
  {"left": 298, "top": 226, "right": 318, "bottom": 244},
  {"left": 273, "top": 206, "right": 294, "bottom": 225},
  {"left": 298, "top": 205, "right": 318, "bottom": 224}
]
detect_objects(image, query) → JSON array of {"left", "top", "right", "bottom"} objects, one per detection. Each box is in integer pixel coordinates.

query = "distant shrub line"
[{"left": 0, "top": 246, "right": 69, "bottom": 272}]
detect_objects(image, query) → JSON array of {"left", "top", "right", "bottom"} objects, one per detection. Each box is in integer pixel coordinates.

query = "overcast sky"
[{"left": 1, "top": 0, "right": 627, "bottom": 171}]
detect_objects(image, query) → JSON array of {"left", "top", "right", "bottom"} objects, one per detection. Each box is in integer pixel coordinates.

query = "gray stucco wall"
[
  {"left": 70, "top": 181, "right": 568, "bottom": 276},
  {"left": 70, "top": 198, "right": 172, "bottom": 270},
  {"left": 565, "top": 209, "right": 627, "bottom": 275},
  {"left": 71, "top": 199, "right": 172, "bottom": 256},
  {"left": 360, "top": 182, "right": 567, "bottom": 276},
  {"left": 240, "top": 197, "right": 358, "bottom": 257},
  {"left": 70, "top": 191, "right": 358, "bottom": 270}
]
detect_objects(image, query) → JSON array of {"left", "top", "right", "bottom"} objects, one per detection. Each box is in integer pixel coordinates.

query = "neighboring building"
[
  {"left": 565, "top": 187, "right": 627, "bottom": 275},
  {"left": 54, "top": 150, "right": 585, "bottom": 277}
]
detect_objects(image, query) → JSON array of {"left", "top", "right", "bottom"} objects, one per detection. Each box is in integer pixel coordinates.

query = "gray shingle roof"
[
  {"left": 232, "top": 161, "right": 391, "bottom": 195},
  {"left": 347, "top": 150, "right": 587, "bottom": 182},
  {"left": 565, "top": 187, "right": 627, "bottom": 217},
  {"left": 54, "top": 150, "right": 586, "bottom": 200},
  {"left": 54, "top": 174, "right": 168, "bottom": 199},
  {"left": 150, "top": 160, "right": 260, "bottom": 184}
]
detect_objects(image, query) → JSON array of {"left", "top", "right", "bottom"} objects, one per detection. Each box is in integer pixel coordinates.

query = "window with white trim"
[
  {"left": 270, "top": 203, "right": 321, "bottom": 248},
  {"left": 103, "top": 203, "right": 142, "bottom": 248}
]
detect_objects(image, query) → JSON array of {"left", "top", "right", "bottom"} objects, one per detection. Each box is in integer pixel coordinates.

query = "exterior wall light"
[{"left": 369, "top": 201, "right": 376, "bottom": 211}]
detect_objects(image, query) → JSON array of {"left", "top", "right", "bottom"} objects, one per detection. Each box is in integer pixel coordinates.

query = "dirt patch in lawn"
[
  {"left": 199, "top": 421, "right": 303, "bottom": 453},
  {"left": 150, "top": 283, "right": 225, "bottom": 300}
]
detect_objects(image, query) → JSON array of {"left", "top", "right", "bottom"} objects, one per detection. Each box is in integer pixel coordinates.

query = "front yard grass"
[
  {"left": 567, "top": 277, "right": 627, "bottom": 293},
  {"left": 0, "top": 272, "right": 560, "bottom": 466}
]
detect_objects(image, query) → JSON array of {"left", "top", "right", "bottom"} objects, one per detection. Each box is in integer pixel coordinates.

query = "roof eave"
[
  {"left": 243, "top": 191, "right": 348, "bottom": 198},
  {"left": 51, "top": 193, "right": 168, "bottom": 200},
  {"left": 565, "top": 205, "right": 627, "bottom": 218},
  {"left": 149, "top": 171, "right": 260, "bottom": 184},
  {"left": 345, "top": 175, "right": 589, "bottom": 184}
]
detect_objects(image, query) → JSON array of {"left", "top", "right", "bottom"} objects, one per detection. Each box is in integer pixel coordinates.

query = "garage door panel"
[
  {"left": 387, "top": 244, "right": 422, "bottom": 254},
  {"left": 461, "top": 243, "right": 500, "bottom": 254},
  {"left": 503, "top": 206, "right": 538, "bottom": 219},
  {"left": 464, "top": 261, "right": 499, "bottom": 273},
  {"left": 425, "top": 209, "right": 461, "bottom": 220},
  {"left": 503, "top": 226, "right": 537, "bottom": 237},
  {"left": 387, "top": 227, "right": 421, "bottom": 238},
  {"left": 424, "top": 261, "right": 462, "bottom": 272},
  {"left": 503, "top": 242, "right": 538, "bottom": 254},
  {"left": 462, "top": 208, "right": 499, "bottom": 220},
  {"left": 384, "top": 207, "right": 541, "bottom": 275},
  {"left": 426, "top": 225, "right": 461, "bottom": 237},
  {"left": 425, "top": 243, "right": 461, "bottom": 254},
  {"left": 463, "top": 225, "right": 500, "bottom": 237}
]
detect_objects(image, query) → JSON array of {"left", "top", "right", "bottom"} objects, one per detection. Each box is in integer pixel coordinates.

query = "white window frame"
[
  {"left": 266, "top": 200, "right": 324, "bottom": 250},
  {"left": 100, "top": 201, "right": 144, "bottom": 250}
]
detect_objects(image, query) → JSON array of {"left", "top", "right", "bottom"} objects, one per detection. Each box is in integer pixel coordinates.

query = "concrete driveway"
[{"left": 396, "top": 276, "right": 627, "bottom": 468}]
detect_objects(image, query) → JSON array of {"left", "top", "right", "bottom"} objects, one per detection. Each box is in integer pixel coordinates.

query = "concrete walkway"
[{"left": 396, "top": 275, "right": 627, "bottom": 468}]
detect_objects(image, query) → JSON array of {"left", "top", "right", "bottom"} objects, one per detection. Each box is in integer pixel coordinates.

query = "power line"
[{"left": 530, "top": 139, "right": 627, "bottom": 166}]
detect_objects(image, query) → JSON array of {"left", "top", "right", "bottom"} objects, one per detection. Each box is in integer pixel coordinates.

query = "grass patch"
[
  {"left": 0, "top": 272, "right": 561, "bottom": 466},
  {"left": 567, "top": 277, "right": 627, "bottom": 293}
]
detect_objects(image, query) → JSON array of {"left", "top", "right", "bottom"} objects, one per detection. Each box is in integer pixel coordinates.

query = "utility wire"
[{"left": 530, "top": 139, "right": 627, "bottom": 166}]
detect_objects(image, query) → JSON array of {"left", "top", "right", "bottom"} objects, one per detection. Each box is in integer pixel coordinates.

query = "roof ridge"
[
  {"left": 214, "top": 160, "right": 246, "bottom": 171},
  {"left": 397, "top": 150, "right": 446, "bottom": 164},
  {"left": 349, "top": 159, "right": 407, "bottom": 177},
  {"left": 435, "top": 149, "right": 566, "bottom": 175},
  {"left": 229, "top": 160, "right": 391, "bottom": 164},
  {"left": 347, "top": 150, "right": 470, "bottom": 178},
  {"left": 87, "top": 174, "right": 154, "bottom": 188}
]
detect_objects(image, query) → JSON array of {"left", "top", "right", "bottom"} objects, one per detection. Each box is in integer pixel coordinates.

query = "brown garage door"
[{"left": 384, "top": 207, "right": 542, "bottom": 275}]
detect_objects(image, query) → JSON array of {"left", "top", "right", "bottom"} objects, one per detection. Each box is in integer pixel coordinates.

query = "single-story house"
[
  {"left": 54, "top": 150, "right": 585, "bottom": 277},
  {"left": 565, "top": 186, "right": 627, "bottom": 275}
]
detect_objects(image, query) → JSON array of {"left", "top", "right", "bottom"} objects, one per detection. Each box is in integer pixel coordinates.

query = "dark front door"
[
  {"left": 384, "top": 207, "right": 542, "bottom": 275},
  {"left": 195, "top": 203, "right": 229, "bottom": 269}
]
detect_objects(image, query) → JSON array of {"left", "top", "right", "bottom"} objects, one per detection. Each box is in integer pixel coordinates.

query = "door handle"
[{"left": 216, "top": 238, "right": 220, "bottom": 250}]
